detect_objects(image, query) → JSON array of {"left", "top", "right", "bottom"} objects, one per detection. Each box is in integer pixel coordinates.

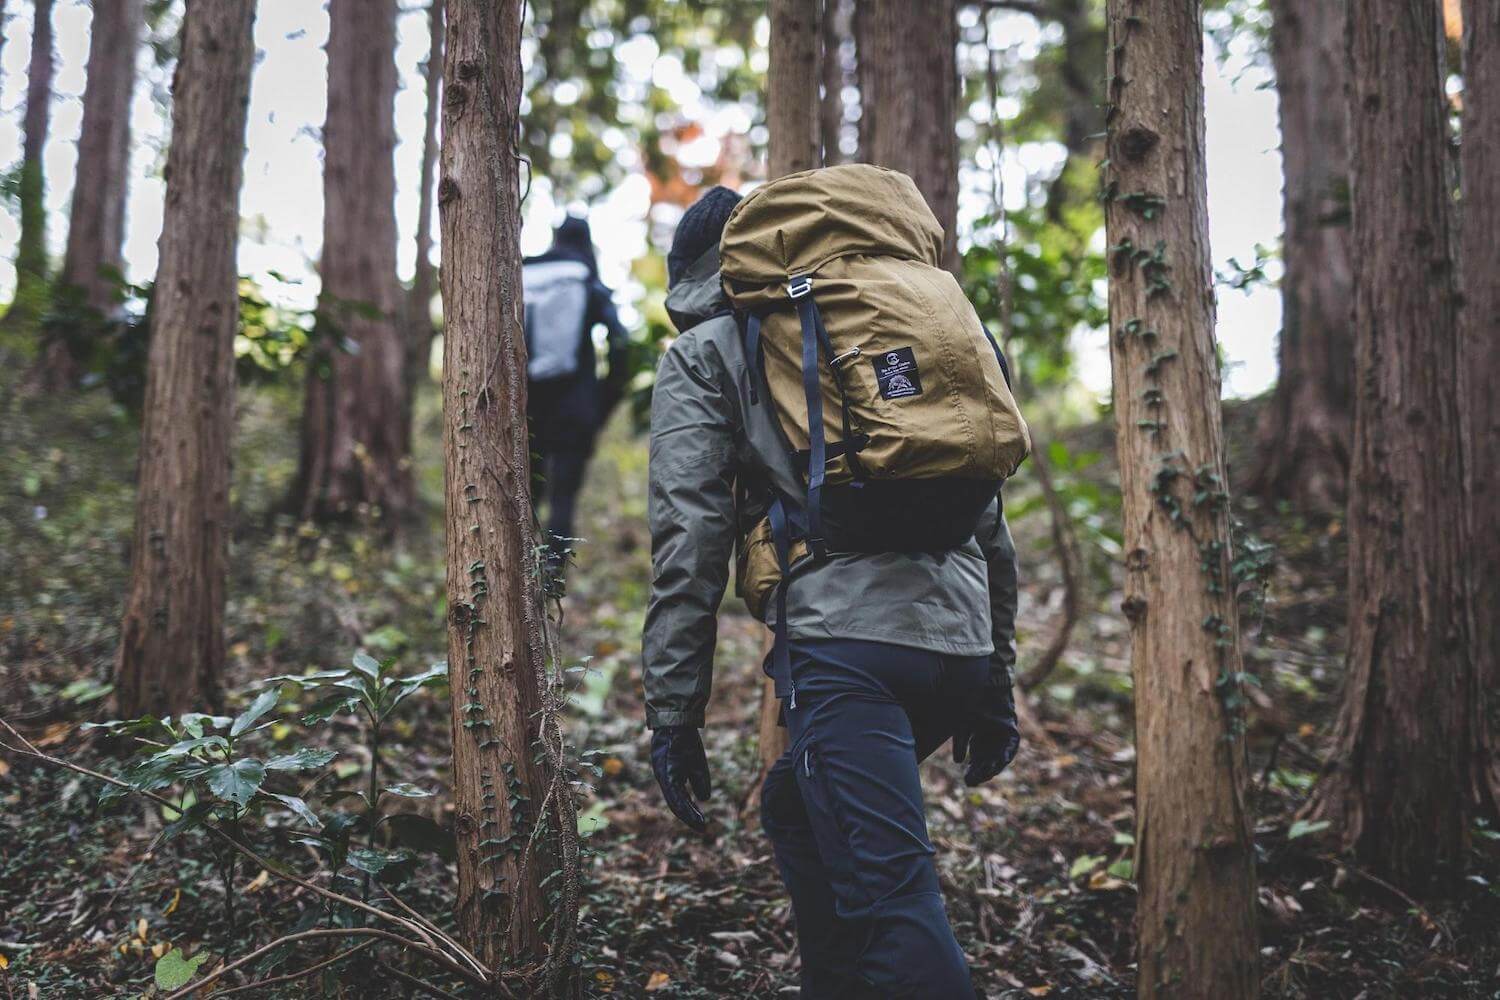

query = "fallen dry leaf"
[
  {"left": 644, "top": 971, "right": 670, "bottom": 991},
  {"left": 35, "top": 723, "right": 72, "bottom": 749}
]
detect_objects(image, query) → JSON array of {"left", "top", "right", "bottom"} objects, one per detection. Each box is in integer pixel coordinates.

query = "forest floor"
[{"left": 2, "top": 375, "right": 1499, "bottom": 998}]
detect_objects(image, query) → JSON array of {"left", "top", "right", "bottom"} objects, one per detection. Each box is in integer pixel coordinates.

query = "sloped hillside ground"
[{"left": 2, "top": 378, "right": 1498, "bottom": 998}]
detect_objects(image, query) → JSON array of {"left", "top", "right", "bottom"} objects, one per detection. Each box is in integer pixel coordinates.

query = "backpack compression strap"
[{"left": 789, "top": 276, "right": 829, "bottom": 559}]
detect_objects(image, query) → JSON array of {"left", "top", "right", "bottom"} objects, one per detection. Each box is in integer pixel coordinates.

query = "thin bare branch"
[
  {"left": 161, "top": 928, "right": 484, "bottom": 1000},
  {"left": 205, "top": 939, "right": 376, "bottom": 998}
]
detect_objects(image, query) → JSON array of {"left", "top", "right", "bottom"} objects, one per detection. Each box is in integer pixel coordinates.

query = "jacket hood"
[{"left": 665, "top": 245, "right": 730, "bottom": 333}]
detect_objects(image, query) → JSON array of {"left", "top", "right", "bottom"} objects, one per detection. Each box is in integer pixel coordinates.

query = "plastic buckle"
[{"left": 787, "top": 274, "right": 813, "bottom": 299}]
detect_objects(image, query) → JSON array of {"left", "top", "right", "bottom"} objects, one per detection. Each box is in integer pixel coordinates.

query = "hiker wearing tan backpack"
[{"left": 643, "top": 167, "right": 1028, "bottom": 998}]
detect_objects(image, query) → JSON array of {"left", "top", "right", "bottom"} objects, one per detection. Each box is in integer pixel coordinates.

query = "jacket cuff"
[{"left": 646, "top": 708, "right": 705, "bottom": 730}]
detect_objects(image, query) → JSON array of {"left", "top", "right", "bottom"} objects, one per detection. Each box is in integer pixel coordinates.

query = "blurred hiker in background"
[{"left": 522, "top": 214, "right": 631, "bottom": 571}]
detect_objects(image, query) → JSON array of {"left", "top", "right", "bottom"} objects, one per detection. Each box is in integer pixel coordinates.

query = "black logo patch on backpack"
[{"left": 872, "top": 347, "right": 923, "bottom": 400}]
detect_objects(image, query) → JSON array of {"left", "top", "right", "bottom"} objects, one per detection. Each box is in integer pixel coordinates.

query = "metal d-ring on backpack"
[{"left": 719, "top": 163, "right": 1031, "bottom": 693}]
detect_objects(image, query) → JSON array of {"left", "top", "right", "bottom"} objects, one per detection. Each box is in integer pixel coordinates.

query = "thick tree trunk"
[
  {"left": 293, "top": 0, "right": 412, "bottom": 524},
  {"left": 1103, "top": 3, "right": 1259, "bottom": 996},
  {"left": 440, "top": 0, "right": 567, "bottom": 973},
  {"left": 768, "top": 0, "right": 821, "bottom": 177},
  {"left": 1462, "top": 1, "right": 1500, "bottom": 714},
  {"left": 34, "top": 0, "right": 146, "bottom": 387},
  {"left": 1305, "top": 0, "right": 1494, "bottom": 891},
  {"left": 857, "top": 0, "right": 959, "bottom": 272},
  {"left": 113, "top": 0, "right": 256, "bottom": 719},
  {"left": 1246, "top": 0, "right": 1354, "bottom": 513},
  {"left": 3, "top": 0, "right": 56, "bottom": 334},
  {"left": 405, "top": 0, "right": 444, "bottom": 448}
]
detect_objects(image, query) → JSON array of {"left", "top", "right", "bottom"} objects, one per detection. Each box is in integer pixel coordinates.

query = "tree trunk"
[
  {"left": 440, "top": 0, "right": 567, "bottom": 973},
  {"left": 1103, "top": 3, "right": 1259, "bottom": 996},
  {"left": 856, "top": 0, "right": 959, "bottom": 272},
  {"left": 293, "top": 0, "right": 412, "bottom": 524},
  {"left": 113, "top": 0, "right": 256, "bottom": 719},
  {"left": 1462, "top": 0, "right": 1500, "bottom": 716},
  {"left": 63, "top": 0, "right": 144, "bottom": 310},
  {"left": 405, "top": 0, "right": 444, "bottom": 449},
  {"left": 34, "top": 0, "right": 146, "bottom": 387},
  {"left": 820, "top": 0, "right": 849, "bottom": 166},
  {"left": 3, "top": 0, "right": 56, "bottom": 334},
  {"left": 1304, "top": 0, "right": 1495, "bottom": 891},
  {"left": 1245, "top": 0, "right": 1354, "bottom": 513},
  {"left": 768, "top": 0, "right": 821, "bottom": 177}
]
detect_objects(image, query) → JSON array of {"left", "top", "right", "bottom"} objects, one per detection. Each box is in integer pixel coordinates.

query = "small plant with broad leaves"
[
  {"left": 81, "top": 650, "right": 452, "bottom": 991},
  {"left": 263, "top": 652, "right": 452, "bottom": 898},
  {"left": 83, "top": 686, "right": 336, "bottom": 955}
]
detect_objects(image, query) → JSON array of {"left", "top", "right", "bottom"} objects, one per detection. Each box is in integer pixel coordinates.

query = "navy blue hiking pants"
[{"left": 760, "top": 638, "right": 988, "bottom": 999}]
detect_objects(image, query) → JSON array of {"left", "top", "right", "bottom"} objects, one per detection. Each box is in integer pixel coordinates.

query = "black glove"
[
  {"left": 952, "top": 669, "right": 1021, "bottom": 787},
  {"left": 650, "top": 725, "right": 712, "bottom": 831}
]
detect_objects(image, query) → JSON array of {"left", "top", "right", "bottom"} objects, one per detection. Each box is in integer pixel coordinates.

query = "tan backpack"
[{"left": 720, "top": 163, "right": 1029, "bottom": 562}]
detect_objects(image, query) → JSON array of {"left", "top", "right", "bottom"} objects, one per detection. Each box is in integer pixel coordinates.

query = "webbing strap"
[
  {"left": 795, "top": 296, "right": 828, "bottom": 558},
  {"left": 743, "top": 313, "right": 763, "bottom": 405},
  {"left": 767, "top": 494, "right": 793, "bottom": 690},
  {"left": 983, "top": 329, "right": 1014, "bottom": 389}
]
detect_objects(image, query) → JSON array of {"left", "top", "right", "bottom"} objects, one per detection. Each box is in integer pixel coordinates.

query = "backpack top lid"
[{"left": 719, "top": 164, "right": 944, "bottom": 295}]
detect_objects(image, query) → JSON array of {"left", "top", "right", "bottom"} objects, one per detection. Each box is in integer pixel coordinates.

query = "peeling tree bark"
[
  {"left": 440, "top": 0, "right": 564, "bottom": 973},
  {"left": 114, "top": 0, "right": 256, "bottom": 719},
  {"left": 1246, "top": 0, "right": 1354, "bottom": 514},
  {"left": 1306, "top": 0, "right": 1495, "bottom": 892},
  {"left": 857, "top": 0, "right": 960, "bottom": 273},
  {"left": 293, "top": 0, "right": 413, "bottom": 525},
  {"left": 1103, "top": 3, "right": 1259, "bottom": 996}
]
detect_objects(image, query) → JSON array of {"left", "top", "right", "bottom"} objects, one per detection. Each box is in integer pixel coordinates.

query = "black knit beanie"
[{"left": 667, "top": 186, "right": 741, "bottom": 287}]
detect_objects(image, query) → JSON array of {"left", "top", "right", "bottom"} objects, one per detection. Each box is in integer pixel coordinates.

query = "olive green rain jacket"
[{"left": 641, "top": 245, "right": 1020, "bottom": 729}]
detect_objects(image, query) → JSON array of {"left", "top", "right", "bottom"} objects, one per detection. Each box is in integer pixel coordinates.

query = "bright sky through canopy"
[{"left": 0, "top": 0, "right": 1281, "bottom": 398}]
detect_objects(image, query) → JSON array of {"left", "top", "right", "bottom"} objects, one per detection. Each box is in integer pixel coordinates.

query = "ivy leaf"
[
  {"left": 264, "top": 748, "right": 338, "bottom": 771},
  {"left": 267, "top": 793, "right": 320, "bottom": 827},
  {"left": 230, "top": 687, "right": 282, "bottom": 738},
  {"left": 154, "top": 947, "right": 208, "bottom": 991},
  {"left": 206, "top": 759, "right": 266, "bottom": 807}
]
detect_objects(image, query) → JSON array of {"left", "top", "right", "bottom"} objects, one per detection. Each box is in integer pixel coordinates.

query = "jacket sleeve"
[
  {"left": 642, "top": 336, "right": 738, "bottom": 729},
  {"left": 976, "top": 499, "right": 1020, "bottom": 679}
]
